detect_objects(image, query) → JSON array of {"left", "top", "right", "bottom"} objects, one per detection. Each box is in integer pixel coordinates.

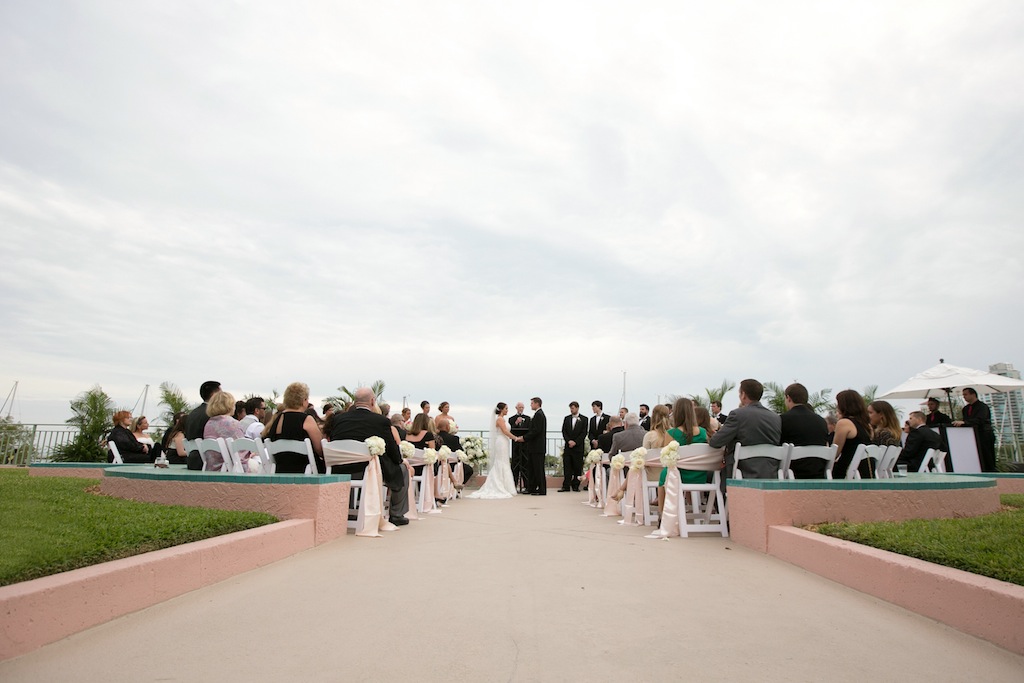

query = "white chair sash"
[
  {"left": 602, "top": 465, "right": 624, "bottom": 517},
  {"left": 323, "top": 442, "right": 384, "bottom": 538},
  {"left": 403, "top": 460, "right": 419, "bottom": 521},
  {"left": 660, "top": 467, "right": 682, "bottom": 537},
  {"left": 587, "top": 464, "right": 602, "bottom": 507},
  {"left": 621, "top": 467, "right": 645, "bottom": 525},
  {"left": 407, "top": 452, "right": 439, "bottom": 513},
  {"left": 660, "top": 444, "right": 726, "bottom": 538}
]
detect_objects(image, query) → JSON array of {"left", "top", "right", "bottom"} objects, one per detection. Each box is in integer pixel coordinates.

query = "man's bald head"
[{"left": 354, "top": 387, "right": 375, "bottom": 406}]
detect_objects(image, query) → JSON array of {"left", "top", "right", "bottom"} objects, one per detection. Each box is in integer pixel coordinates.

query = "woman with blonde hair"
[
  {"left": 868, "top": 400, "right": 902, "bottom": 448},
  {"left": 203, "top": 391, "right": 246, "bottom": 471},
  {"left": 263, "top": 382, "right": 325, "bottom": 473}
]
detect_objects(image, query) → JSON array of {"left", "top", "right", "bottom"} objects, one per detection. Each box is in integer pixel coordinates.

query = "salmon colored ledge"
[
  {"left": 0, "top": 520, "right": 314, "bottom": 662},
  {"left": 768, "top": 525, "right": 1024, "bottom": 656}
]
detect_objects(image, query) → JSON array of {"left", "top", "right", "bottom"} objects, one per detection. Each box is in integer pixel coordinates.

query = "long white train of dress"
[{"left": 467, "top": 418, "right": 517, "bottom": 499}]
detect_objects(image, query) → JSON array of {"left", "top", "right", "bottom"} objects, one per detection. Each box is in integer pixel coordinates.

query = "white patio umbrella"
[{"left": 880, "top": 360, "right": 1024, "bottom": 404}]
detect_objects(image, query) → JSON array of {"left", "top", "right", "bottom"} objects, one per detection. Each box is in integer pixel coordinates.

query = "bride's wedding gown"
[{"left": 467, "top": 417, "right": 517, "bottom": 499}]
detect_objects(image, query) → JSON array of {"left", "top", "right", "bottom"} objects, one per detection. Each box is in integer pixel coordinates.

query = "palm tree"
[
  {"left": 763, "top": 381, "right": 787, "bottom": 414},
  {"left": 326, "top": 380, "right": 386, "bottom": 411},
  {"left": 861, "top": 384, "right": 878, "bottom": 404},
  {"left": 688, "top": 379, "right": 735, "bottom": 411},
  {"left": 158, "top": 382, "right": 193, "bottom": 426},
  {"left": 808, "top": 388, "right": 833, "bottom": 415},
  {"left": 52, "top": 385, "right": 116, "bottom": 462}
]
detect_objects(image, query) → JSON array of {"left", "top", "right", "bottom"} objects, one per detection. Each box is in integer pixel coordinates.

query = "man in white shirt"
[{"left": 240, "top": 397, "right": 267, "bottom": 440}]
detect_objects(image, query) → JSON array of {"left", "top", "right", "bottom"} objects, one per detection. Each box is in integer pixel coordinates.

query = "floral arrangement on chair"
[
  {"left": 423, "top": 448, "right": 438, "bottom": 465},
  {"left": 438, "top": 445, "right": 453, "bottom": 461},
  {"left": 630, "top": 447, "right": 647, "bottom": 471},
  {"left": 399, "top": 440, "right": 414, "bottom": 459},
  {"left": 456, "top": 449, "right": 470, "bottom": 463},
  {"left": 460, "top": 435, "right": 487, "bottom": 467},
  {"left": 584, "top": 449, "right": 604, "bottom": 469},
  {"left": 611, "top": 454, "right": 626, "bottom": 470},
  {"left": 365, "top": 436, "right": 386, "bottom": 457},
  {"left": 659, "top": 441, "right": 679, "bottom": 468}
]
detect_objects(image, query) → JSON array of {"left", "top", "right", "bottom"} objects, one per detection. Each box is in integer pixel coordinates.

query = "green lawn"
[
  {"left": 0, "top": 469, "right": 277, "bottom": 586},
  {"left": 816, "top": 494, "right": 1024, "bottom": 586}
]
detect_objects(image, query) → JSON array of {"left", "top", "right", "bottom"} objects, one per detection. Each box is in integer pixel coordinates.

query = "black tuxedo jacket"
[
  {"left": 597, "top": 426, "right": 623, "bottom": 453},
  {"left": 589, "top": 414, "right": 610, "bottom": 444},
  {"left": 437, "top": 430, "right": 461, "bottom": 452},
  {"left": 779, "top": 405, "right": 829, "bottom": 479},
  {"left": 525, "top": 409, "right": 547, "bottom": 455},
  {"left": 900, "top": 426, "right": 942, "bottom": 472},
  {"left": 329, "top": 408, "right": 403, "bottom": 489},
  {"left": 562, "top": 414, "right": 587, "bottom": 454},
  {"left": 640, "top": 415, "right": 651, "bottom": 431}
]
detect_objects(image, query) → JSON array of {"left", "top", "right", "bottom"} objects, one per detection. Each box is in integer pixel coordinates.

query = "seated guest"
[
  {"left": 389, "top": 413, "right": 407, "bottom": 441},
  {"left": 825, "top": 414, "right": 838, "bottom": 445},
  {"left": 233, "top": 401, "right": 246, "bottom": 422},
  {"left": 612, "top": 404, "right": 672, "bottom": 504},
  {"left": 264, "top": 382, "right": 325, "bottom": 473},
  {"left": 779, "top": 383, "right": 829, "bottom": 478},
  {"left": 597, "top": 415, "right": 624, "bottom": 454},
  {"left": 162, "top": 412, "right": 189, "bottom": 464},
  {"left": 868, "top": 400, "right": 902, "bottom": 447},
  {"left": 405, "top": 413, "right": 435, "bottom": 451},
  {"left": 108, "top": 410, "right": 153, "bottom": 463},
  {"left": 131, "top": 415, "right": 163, "bottom": 460},
  {"left": 649, "top": 398, "right": 710, "bottom": 537},
  {"left": 328, "top": 387, "right": 409, "bottom": 526},
  {"left": 832, "top": 389, "right": 872, "bottom": 478},
  {"left": 694, "top": 405, "right": 716, "bottom": 438},
  {"left": 185, "top": 380, "right": 221, "bottom": 470},
  {"left": 708, "top": 378, "right": 781, "bottom": 485},
  {"left": 436, "top": 416, "right": 468, "bottom": 491},
  {"left": 900, "top": 411, "right": 942, "bottom": 472},
  {"left": 238, "top": 397, "right": 266, "bottom": 436},
  {"left": 204, "top": 391, "right": 249, "bottom": 472}
]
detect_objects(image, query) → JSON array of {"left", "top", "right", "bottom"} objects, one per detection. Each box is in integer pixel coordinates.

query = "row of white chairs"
[{"left": 731, "top": 443, "right": 842, "bottom": 480}]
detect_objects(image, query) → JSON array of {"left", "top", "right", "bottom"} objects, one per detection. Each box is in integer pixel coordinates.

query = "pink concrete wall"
[
  {"left": 0, "top": 520, "right": 314, "bottom": 661},
  {"left": 995, "top": 478, "right": 1024, "bottom": 495},
  {"left": 729, "top": 487, "right": 1000, "bottom": 552},
  {"left": 768, "top": 525, "right": 1024, "bottom": 655},
  {"left": 100, "top": 477, "right": 350, "bottom": 546}
]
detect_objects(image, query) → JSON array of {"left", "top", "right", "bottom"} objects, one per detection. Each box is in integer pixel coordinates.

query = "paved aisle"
[{"left": 3, "top": 492, "right": 1024, "bottom": 682}]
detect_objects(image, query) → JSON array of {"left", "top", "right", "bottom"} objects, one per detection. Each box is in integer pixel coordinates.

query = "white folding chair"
[
  {"left": 641, "top": 466, "right": 660, "bottom": 527},
  {"left": 677, "top": 469, "right": 729, "bottom": 538},
  {"left": 877, "top": 445, "right": 901, "bottom": 479},
  {"left": 919, "top": 448, "right": 948, "bottom": 473},
  {"left": 226, "top": 437, "right": 264, "bottom": 474},
  {"left": 265, "top": 438, "right": 318, "bottom": 475},
  {"left": 784, "top": 444, "right": 837, "bottom": 479},
  {"left": 198, "top": 438, "right": 232, "bottom": 472},
  {"left": 108, "top": 441, "right": 124, "bottom": 464},
  {"left": 327, "top": 439, "right": 387, "bottom": 530},
  {"left": 844, "top": 444, "right": 870, "bottom": 479},
  {"left": 732, "top": 443, "right": 790, "bottom": 479}
]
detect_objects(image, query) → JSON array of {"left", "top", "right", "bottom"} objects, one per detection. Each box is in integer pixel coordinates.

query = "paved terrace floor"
[{"left": 3, "top": 489, "right": 1024, "bottom": 682}]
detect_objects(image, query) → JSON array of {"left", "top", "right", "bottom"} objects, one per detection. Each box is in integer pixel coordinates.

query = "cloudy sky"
[{"left": 2, "top": 1, "right": 1022, "bottom": 429}]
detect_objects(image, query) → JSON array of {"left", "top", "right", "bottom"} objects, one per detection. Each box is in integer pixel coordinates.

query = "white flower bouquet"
[
  {"left": 456, "top": 449, "right": 470, "bottom": 463},
  {"left": 660, "top": 440, "right": 680, "bottom": 467},
  {"left": 611, "top": 454, "right": 626, "bottom": 470},
  {"left": 630, "top": 447, "right": 647, "bottom": 471},
  {"left": 423, "top": 448, "right": 438, "bottom": 465},
  {"left": 365, "top": 436, "right": 386, "bottom": 456},
  {"left": 438, "top": 445, "right": 453, "bottom": 462},
  {"left": 460, "top": 435, "right": 488, "bottom": 467},
  {"left": 585, "top": 449, "right": 604, "bottom": 469},
  {"left": 399, "top": 441, "right": 414, "bottom": 459}
]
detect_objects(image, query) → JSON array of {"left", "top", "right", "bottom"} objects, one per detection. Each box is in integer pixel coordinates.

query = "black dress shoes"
[
  {"left": 557, "top": 488, "right": 571, "bottom": 492},
  {"left": 389, "top": 517, "right": 410, "bottom": 526}
]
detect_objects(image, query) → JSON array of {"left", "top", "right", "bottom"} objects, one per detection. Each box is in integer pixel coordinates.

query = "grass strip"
[
  {"left": 0, "top": 469, "right": 277, "bottom": 586},
  {"left": 815, "top": 494, "right": 1024, "bottom": 586}
]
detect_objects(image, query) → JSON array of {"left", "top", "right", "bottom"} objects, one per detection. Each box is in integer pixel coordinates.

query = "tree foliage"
[
  {"left": 158, "top": 382, "right": 193, "bottom": 426},
  {"left": 326, "top": 380, "right": 386, "bottom": 411},
  {"left": 687, "top": 379, "right": 735, "bottom": 410},
  {"left": 0, "top": 417, "right": 35, "bottom": 464},
  {"left": 52, "top": 385, "right": 115, "bottom": 462}
]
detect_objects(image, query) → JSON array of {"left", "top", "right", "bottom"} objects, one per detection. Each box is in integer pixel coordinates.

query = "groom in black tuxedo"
[
  {"left": 560, "top": 401, "right": 587, "bottom": 492},
  {"left": 521, "top": 397, "right": 547, "bottom": 495}
]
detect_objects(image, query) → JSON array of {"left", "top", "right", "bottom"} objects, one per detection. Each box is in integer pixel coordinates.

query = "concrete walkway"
[{"left": 3, "top": 491, "right": 1024, "bottom": 681}]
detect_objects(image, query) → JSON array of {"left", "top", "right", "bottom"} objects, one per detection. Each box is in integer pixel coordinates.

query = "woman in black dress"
[
  {"left": 832, "top": 389, "right": 872, "bottom": 478},
  {"left": 263, "top": 382, "right": 325, "bottom": 473}
]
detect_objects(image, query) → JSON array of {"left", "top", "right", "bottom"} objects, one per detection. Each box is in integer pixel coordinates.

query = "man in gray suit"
[
  {"left": 608, "top": 412, "right": 646, "bottom": 458},
  {"left": 709, "top": 378, "right": 782, "bottom": 489}
]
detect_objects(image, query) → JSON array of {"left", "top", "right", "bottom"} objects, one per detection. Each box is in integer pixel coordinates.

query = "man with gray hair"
[{"left": 608, "top": 412, "right": 645, "bottom": 459}]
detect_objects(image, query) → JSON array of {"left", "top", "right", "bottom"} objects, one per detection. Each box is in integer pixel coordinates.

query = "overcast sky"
[{"left": 2, "top": 1, "right": 1022, "bottom": 430}]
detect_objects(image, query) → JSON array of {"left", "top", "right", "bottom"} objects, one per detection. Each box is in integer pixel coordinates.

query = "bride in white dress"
[{"left": 467, "top": 402, "right": 518, "bottom": 499}]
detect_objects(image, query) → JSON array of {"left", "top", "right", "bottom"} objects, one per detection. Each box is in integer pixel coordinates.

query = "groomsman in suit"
[
  {"left": 589, "top": 401, "right": 610, "bottom": 449},
  {"left": 509, "top": 402, "right": 531, "bottom": 493},
  {"left": 711, "top": 400, "right": 728, "bottom": 424},
  {"left": 520, "top": 397, "right": 547, "bottom": 495},
  {"left": 900, "top": 411, "right": 942, "bottom": 472},
  {"left": 560, "top": 402, "right": 588, "bottom": 492},
  {"left": 925, "top": 397, "right": 952, "bottom": 426},
  {"left": 639, "top": 404, "right": 651, "bottom": 431}
]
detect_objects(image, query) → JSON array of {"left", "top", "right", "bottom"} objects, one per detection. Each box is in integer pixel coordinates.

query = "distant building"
[{"left": 983, "top": 362, "right": 1023, "bottom": 460}]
